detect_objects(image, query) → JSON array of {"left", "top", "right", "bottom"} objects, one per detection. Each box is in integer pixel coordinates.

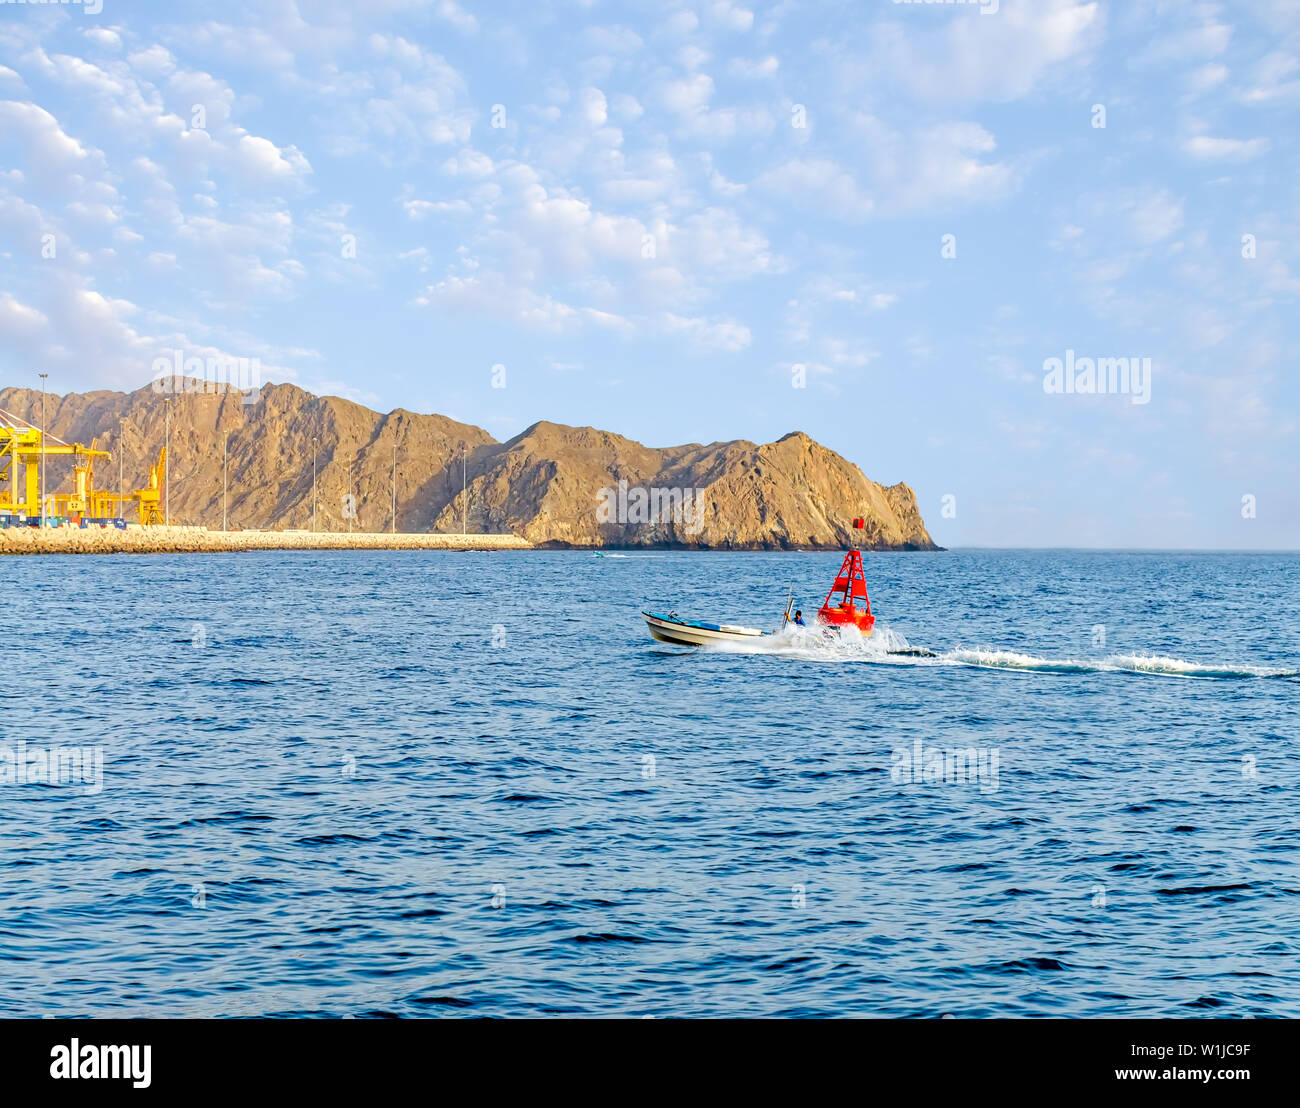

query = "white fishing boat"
[
  {"left": 642, "top": 520, "right": 876, "bottom": 649},
  {"left": 641, "top": 611, "right": 771, "bottom": 647}
]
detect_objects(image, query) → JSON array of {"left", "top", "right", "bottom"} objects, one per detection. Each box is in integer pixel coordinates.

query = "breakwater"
[{"left": 0, "top": 526, "right": 532, "bottom": 555}]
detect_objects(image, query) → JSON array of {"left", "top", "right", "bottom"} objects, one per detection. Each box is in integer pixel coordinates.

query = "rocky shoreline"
[{"left": 0, "top": 527, "right": 533, "bottom": 555}]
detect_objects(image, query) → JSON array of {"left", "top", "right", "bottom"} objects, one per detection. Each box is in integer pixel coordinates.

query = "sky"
[{"left": 0, "top": 0, "right": 1296, "bottom": 549}]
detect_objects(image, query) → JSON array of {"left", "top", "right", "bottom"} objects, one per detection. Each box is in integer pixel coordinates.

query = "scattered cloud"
[{"left": 1182, "top": 134, "right": 1271, "bottom": 160}]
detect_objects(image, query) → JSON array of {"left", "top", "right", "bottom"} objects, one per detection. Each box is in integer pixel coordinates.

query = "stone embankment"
[{"left": 0, "top": 526, "right": 532, "bottom": 555}]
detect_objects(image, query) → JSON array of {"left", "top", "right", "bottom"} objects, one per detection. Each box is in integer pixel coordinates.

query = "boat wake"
[
  {"left": 701, "top": 626, "right": 1297, "bottom": 679},
  {"left": 946, "top": 647, "right": 1296, "bottom": 679},
  {"left": 1102, "top": 652, "right": 1297, "bottom": 679}
]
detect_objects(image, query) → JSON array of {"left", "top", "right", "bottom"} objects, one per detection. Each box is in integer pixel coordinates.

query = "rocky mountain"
[{"left": 0, "top": 381, "right": 938, "bottom": 550}]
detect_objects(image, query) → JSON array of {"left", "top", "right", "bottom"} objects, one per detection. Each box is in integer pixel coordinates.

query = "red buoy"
[{"left": 817, "top": 519, "right": 875, "bottom": 635}]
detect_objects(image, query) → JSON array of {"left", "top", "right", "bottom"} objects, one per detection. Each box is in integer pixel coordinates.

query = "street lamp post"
[
  {"left": 164, "top": 397, "right": 171, "bottom": 526},
  {"left": 222, "top": 431, "right": 228, "bottom": 531},
  {"left": 391, "top": 438, "right": 396, "bottom": 534},
  {"left": 461, "top": 443, "right": 467, "bottom": 534},
  {"left": 38, "top": 373, "right": 47, "bottom": 526}
]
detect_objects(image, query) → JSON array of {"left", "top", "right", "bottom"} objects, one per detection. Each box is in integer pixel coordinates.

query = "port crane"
[{"left": 0, "top": 408, "right": 167, "bottom": 525}]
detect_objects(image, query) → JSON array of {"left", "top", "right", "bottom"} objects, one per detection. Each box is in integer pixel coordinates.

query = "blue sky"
[{"left": 0, "top": 0, "right": 1296, "bottom": 548}]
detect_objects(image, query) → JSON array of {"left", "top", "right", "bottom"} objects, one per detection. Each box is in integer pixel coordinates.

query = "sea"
[{"left": 2, "top": 549, "right": 1296, "bottom": 1018}]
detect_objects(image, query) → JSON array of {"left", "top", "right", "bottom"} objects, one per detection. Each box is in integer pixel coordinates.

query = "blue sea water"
[{"left": 1, "top": 549, "right": 1297, "bottom": 1018}]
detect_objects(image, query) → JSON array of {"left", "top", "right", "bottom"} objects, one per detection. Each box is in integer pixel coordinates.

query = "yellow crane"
[
  {"left": 133, "top": 446, "right": 166, "bottom": 525},
  {"left": 58, "top": 443, "right": 167, "bottom": 524},
  {"left": 1, "top": 407, "right": 110, "bottom": 521},
  {"left": 1, "top": 408, "right": 167, "bottom": 525},
  {"left": 48, "top": 437, "right": 119, "bottom": 519}
]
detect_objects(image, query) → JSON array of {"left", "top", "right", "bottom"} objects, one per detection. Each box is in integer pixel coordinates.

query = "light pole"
[
  {"left": 38, "top": 373, "right": 47, "bottom": 526},
  {"left": 222, "top": 431, "right": 228, "bottom": 531},
  {"left": 461, "top": 443, "right": 467, "bottom": 534},
  {"left": 118, "top": 418, "right": 124, "bottom": 521},
  {"left": 391, "top": 438, "right": 396, "bottom": 534},
  {"left": 311, "top": 443, "right": 316, "bottom": 532},
  {"left": 164, "top": 397, "right": 171, "bottom": 526}
]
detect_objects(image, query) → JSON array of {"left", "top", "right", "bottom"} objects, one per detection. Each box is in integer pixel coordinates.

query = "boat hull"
[{"left": 642, "top": 611, "right": 769, "bottom": 647}]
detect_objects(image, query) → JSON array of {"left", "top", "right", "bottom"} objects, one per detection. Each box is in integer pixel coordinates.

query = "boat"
[
  {"left": 642, "top": 611, "right": 772, "bottom": 646},
  {"left": 642, "top": 518, "right": 877, "bottom": 646}
]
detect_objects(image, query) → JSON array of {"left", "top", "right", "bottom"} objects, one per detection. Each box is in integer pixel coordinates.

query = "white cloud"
[
  {"left": 0, "top": 291, "right": 49, "bottom": 338},
  {"left": 83, "top": 28, "right": 123, "bottom": 52},
  {"left": 585, "top": 25, "right": 644, "bottom": 53},
  {"left": 672, "top": 207, "right": 780, "bottom": 279},
  {"left": 0, "top": 100, "right": 89, "bottom": 171},
  {"left": 655, "top": 73, "right": 714, "bottom": 116},
  {"left": 440, "top": 148, "right": 495, "bottom": 178},
  {"left": 609, "top": 93, "right": 643, "bottom": 121},
  {"left": 708, "top": 1, "right": 755, "bottom": 33},
  {"left": 404, "top": 198, "right": 471, "bottom": 219},
  {"left": 660, "top": 312, "right": 751, "bottom": 351},
  {"left": 678, "top": 45, "right": 711, "bottom": 71},
  {"left": 1186, "top": 62, "right": 1229, "bottom": 94},
  {"left": 767, "top": 119, "right": 1019, "bottom": 219},
  {"left": 432, "top": 1, "right": 478, "bottom": 35},
  {"left": 1182, "top": 134, "right": 1270, "bottom": 160},
  {"left": 755, "top": 157, "right": 873, "bottom": 221},
  {"left": 863, "top": 0, "right": 1102, "bottom": 102},
  {"left": 660, "top": 11, "right": 699, "bottom": 37},
  {"left": 1117, "top": 188, "right": 1185, "bottom": 245},
  {"left": 1132, "top": 14, "right": 1232, "bottom": 66},
  {"left": 579, "top": 87, "right": 608, "bottom": 127},
  {"left": 730, "top": 55, "right": 779, "bottom": 79},
  {"left": 1242, "top": 51, "right": 1300, "bottom": 103},
  {"left": 408, "top": 150, "right": 776, "bottom": 351},
  {"left": 174, "top": 23, "right": 295, "bottom": 71},
  {"left": 234, "top": 134, "right": 312, "bottom": 180},
  {"left": 0, "top": 279, "right": 298, "bottom": 391},
  {"left": 321, "top": 36, "right": 473, "bottom": 158},
  {"left": 418, "top": 273, "right": 633, "bottom": 335}
]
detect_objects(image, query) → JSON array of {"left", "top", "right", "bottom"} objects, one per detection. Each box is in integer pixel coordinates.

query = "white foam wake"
[
  {"left": 702, "top": 622, "right": 938, "bottom": 666},
  {"left": 696, "top": 627, "right": 1296, "bottom": 678},
  {"left": 1103, "top": 652, "right": 1297, "bottom": 679},
  {"left": 935, "top": 647, "right": 1296, "bottom": 678},
  {"left": 944, "top": 648, "right": 1096, "bottom": 674}
]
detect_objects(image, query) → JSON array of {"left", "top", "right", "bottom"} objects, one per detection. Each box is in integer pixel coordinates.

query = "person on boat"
[{"left": 788, "top": 609, "right": 805, "bottom": 627}]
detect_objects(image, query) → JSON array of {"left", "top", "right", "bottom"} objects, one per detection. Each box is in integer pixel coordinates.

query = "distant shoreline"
[
  {"left": 0, "top": 526, "right": 950, "bottom": 556},
  {"left": 8, "top": 531, "right": 1289, "bottom": 556}
]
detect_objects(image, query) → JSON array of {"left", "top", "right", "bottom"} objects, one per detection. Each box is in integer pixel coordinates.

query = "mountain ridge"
[{"left": 0, "top": 381, "right": 939, "bottom": 550}]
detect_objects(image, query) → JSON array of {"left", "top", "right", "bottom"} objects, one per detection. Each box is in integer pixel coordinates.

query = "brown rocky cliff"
[
  {"left": 0, "top": 382, "right": 938, "bottom": 549},
  {"left": 431, "top": 424, "right": 937, "bottom": 549}
]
